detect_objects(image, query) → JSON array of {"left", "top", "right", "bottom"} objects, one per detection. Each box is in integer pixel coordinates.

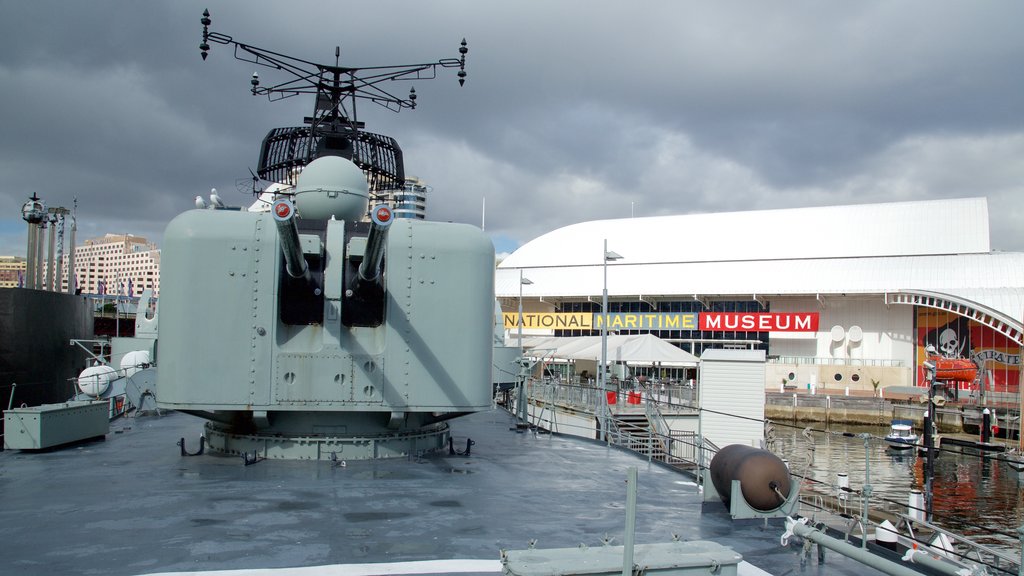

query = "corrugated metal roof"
[
  {"left": 499, "top": 253, "right": 1024, "bottom": 297},
  {"left": 500, "top": 197, "right": 991, "bottom": 267},
  {"left": 498, "top": 256, "right": 1024, "bottom": 322}
]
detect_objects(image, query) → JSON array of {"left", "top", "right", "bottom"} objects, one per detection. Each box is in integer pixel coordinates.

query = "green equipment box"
[{"left": 3, "top": 401, "right": 109, "bottom": 450}]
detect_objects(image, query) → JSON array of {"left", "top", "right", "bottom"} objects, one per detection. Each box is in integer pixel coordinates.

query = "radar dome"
[
  {"left": 292, "top": 156, "right": 370, "bottom": 221},
  {"left": 77, "top": 365, "right": 117, "bottom": 397}
]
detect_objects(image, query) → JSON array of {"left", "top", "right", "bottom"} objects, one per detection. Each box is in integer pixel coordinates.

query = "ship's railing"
[
  {"left": 794, "top": 474, "right": 1022, "bottom": 575},
  {"left": 781, "top": 433, "right": 1023, "bottom": 576},
  {"left": 639, "top": 382, "right": 699, "bottom": 409},
  {"left": 514, "top": 379, "right": 1022, "bottom": 575},
  {"left": 522, "top": 378, "right": 696, "bottom": 413},
  {"left": 520, "top": 378, "right": 712, "bottom": 470},
  {"left": 644, "top": 390, "right": 672, "bottom": 439},
  {"left": 898, "top": 513, "right": 1021, "bottom": 574}
]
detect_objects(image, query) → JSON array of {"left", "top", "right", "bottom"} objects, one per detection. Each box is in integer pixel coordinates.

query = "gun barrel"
[
  {"left": 271, "top": 199, "right": 309, "bottom": 280},
  {"left": 358, "top": 205, "right": 393, "bottom": 284}
]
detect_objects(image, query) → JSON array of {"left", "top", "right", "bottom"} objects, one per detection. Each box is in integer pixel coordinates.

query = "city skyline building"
[
  {"left": 0, "top": 256, "right": 27, "bottom": 288},
  {"left": 386, "top": 176, "right": 430, "bottom": 220},
  {"left": 60, "top": 233, "right": 161, "bottom": 297}
]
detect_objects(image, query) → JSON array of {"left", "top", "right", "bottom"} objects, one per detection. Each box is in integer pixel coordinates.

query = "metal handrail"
[
  {"left": 894, "top": 512, "right": 1020, "bottom": 573},
  {"left": 525, "top": 380, "right": 712, "bottom": 469},
  {"left": 518, "top": 380, "right": 1021, "bottom": 575}
]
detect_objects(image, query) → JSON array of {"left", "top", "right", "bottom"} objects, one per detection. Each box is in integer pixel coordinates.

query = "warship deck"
[{"left": 1, "top": 408, "right": 905, "bottom": 576}]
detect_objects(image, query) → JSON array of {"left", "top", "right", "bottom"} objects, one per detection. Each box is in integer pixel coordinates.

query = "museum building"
[{"left": 495, "top": 197, "right": 1024, "bottom": 395}]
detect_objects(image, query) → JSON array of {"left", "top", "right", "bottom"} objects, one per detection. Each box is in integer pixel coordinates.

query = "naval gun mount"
[{"left": 156, "top": 156, "right": 495, "bottom": 460}]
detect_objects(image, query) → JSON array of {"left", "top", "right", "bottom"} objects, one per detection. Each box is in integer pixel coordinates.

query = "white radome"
[
  {"left": 120, "top": 350, "right": 152, "bottom": 378},
  {"left": 292, "top": 156, "right": 369, "bottom": 221},
  {"left": 77, "top": 365, "right": 118, "bottom": 397}
]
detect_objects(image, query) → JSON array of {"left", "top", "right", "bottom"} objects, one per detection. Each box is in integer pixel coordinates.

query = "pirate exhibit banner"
[{"left": 916, "top": 308, "right": 1021, "bottom": 393}]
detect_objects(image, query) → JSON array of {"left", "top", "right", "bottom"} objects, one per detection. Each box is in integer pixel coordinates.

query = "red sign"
[
  {"left": 700, "top": 312, "right": 819, "bottom": 332},
  {"left": 274, "top": 202, "right": 291, "bottom": 218}
]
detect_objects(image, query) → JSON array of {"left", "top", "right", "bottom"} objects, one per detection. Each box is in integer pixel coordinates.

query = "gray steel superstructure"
[{"left": 157, "top": 177, "right": 495, "bottom": 458}]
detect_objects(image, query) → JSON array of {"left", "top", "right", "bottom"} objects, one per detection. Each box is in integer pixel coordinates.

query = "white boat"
[
  {"left": 885, "top": 419, "right": 918, "bottom": 451},
  {"left": 1003, "top": 449, "right": 1024, "bottom": 472}
]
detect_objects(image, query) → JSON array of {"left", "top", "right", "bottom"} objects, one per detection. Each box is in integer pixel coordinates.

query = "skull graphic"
[{"left": 938, "top": 328, "right": 964, "bottom": 358}]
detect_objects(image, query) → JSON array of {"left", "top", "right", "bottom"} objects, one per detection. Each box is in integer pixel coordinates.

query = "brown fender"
[{"left": 710, "top": 444, "right": 791, "bottom": 512}]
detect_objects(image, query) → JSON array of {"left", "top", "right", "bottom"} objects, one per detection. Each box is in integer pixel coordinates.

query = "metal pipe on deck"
[
  {"left": 783, "top": 518, "right": 965, "bottom": 576},
  {"left": 622, "top": 466, "right": 638, "bottom": 576},
  {"left": 271, "top": 199, "right": 309, "bottom": 281},
  {"left": 358, "top": 205, "right": 393, "bottom": 284}
]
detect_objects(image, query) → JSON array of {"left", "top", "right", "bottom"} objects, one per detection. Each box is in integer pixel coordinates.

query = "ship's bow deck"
[{"left": 1, "top": 409, "right": 892, "bottom": 575}]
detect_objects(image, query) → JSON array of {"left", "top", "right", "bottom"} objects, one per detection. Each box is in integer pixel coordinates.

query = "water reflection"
[{"left": 773, "top": 423, "right": 1024, "bottom": 551}]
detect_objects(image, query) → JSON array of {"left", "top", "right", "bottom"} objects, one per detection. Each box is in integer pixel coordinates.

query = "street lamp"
[
  {"left": 600, "top": 239, "right": 623, "bottom": 440},
  {"left": 517, "top": 270, "right": 533, "bottom": 427},
  {"left": 518, "top": 270, "right": 533, "bottom": 349},
  {"left": 922, "top": 359, "right": 938, "bottom": 522}
]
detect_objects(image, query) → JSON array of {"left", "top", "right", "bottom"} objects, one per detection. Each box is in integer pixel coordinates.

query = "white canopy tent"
[{"left": 520, "top": 334, "right": 699, "bottom": 366}]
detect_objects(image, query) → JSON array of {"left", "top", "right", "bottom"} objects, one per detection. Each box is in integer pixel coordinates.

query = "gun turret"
[
  {"left": 271, "top": 199, "right": 310, "bottom": 282},
  {"left": 271, "top": 196, "right": 324, "bottom": 325},
  {"left": 357, "top": 205, "right": 392, "bottom": 287},
  {"left": 344, "top": 204, "right": 392, "bottom": 327},
  {"left": 156, "top": 13, "right": 490, "bottom": 461}
]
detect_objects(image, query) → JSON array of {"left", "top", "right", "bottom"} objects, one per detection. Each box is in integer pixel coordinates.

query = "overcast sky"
[{"left": 2, "top": 1, "right": 1023, "bottom": 260}]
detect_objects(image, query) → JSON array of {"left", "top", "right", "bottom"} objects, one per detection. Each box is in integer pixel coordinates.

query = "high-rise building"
[
  {"left": 0, "top": 256, "right": 27, "bottom": 288},
  {"left": 388, "top": 176, "right": 430, "bottom": 220},
  {"left": 62, "top": 234, "right": 161, "bottom": 296}
]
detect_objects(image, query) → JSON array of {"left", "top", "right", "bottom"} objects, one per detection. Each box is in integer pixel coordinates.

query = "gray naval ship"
[{"left": 0, "top": 12, "right": 997, "bottom": 576}]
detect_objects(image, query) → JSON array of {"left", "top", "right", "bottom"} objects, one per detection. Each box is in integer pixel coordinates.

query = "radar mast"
[{"left": 199, "top": 9, "right": 468, "bottom": 192}]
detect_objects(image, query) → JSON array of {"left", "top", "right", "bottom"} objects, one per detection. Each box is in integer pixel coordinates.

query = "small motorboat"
[
  {"left": 1003, "top": 449, "right": 1024, "bottom": 472},
  {"left": 885, "top": 419, "right": 918, "bottom": 451}
]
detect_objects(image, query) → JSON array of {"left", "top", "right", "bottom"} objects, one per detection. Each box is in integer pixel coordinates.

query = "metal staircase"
[{"left": 611, "top": 412, "right": 668, "bottom": 462}]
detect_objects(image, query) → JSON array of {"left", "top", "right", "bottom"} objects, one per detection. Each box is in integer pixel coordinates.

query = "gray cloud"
[{"left": 2, "top": 0, "right": 1023, "bottom": 259}]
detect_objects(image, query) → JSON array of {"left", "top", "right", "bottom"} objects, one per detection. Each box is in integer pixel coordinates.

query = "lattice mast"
[{"left": 199, "top": 9, "right": 467, "bottom": 193}]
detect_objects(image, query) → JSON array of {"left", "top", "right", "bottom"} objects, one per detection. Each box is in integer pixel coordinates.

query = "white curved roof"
[
  {"left": 500, "top": 197, "right": 990, "bottom": 267},
  {"left": 496, "top": 197, "right": 1024, "bottom": 321}
]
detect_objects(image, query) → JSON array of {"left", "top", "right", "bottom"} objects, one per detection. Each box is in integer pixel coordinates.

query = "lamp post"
[
  {"left": 518, "top": 270, "right": 533, "bottom": 349},
  {"left": 922, "top": 359, "right": 937, "bottom": 522},
  {"left": 600, "top": 239, "right": 623, "bottom": 441},
  {"left": 517, "top": 270, "right": 533, "bottom": 427}
]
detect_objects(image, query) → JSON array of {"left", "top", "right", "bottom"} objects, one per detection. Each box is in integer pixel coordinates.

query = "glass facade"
[{"left": 555, "top": 299, "right": 768, "bottom": 356}]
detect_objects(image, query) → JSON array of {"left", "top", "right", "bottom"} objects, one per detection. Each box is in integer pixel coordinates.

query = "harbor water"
[{"left": 772, "top": 422, "right": 1024, "bottom": 553}]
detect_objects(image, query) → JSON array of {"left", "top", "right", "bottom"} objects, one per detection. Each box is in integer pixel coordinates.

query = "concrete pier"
[{"left": 764, "top": 391, "right": 964, "bottom": 433}]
